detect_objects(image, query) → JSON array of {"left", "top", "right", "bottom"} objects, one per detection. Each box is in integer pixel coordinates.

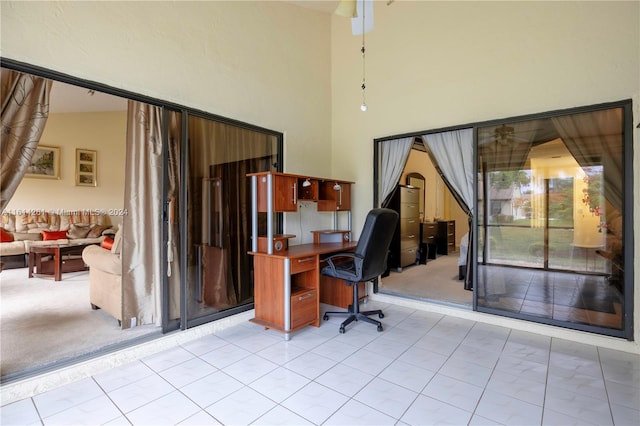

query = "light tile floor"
[{"left": 2, "top": 301, "right": 639, "bottom": 425}]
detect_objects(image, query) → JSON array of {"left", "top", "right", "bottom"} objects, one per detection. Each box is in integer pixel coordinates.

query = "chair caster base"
[{"left": 323, "top": 309, "right": 384, "bottom": 334}]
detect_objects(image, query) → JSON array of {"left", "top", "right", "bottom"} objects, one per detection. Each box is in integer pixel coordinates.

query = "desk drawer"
[
  {"left": 291, "top": 289, "right": 317, "bottom": 329},
  {"left": 422, "top": 223, "right": 437, "bottom": 240},
  {"left": 399, "top": 202, "right": 419, "bottom": 219},
  {"left": 290, "top": 255, "right": 317, "bottom": 274},
  {"left": 422, "top": 233, "right": 436, "bottom": 244}
]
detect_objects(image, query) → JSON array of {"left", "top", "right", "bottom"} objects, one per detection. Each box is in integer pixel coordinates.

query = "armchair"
[{"left": 321, "top": 208, "right": 398, "bottom": 333}]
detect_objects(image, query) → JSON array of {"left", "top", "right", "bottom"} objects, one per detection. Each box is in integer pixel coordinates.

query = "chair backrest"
[{"left": 354, "top": 208, "right": 399, "bottom": 282}]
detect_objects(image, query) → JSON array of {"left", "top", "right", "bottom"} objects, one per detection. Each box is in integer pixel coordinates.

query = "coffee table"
[{"left": 28, "top": 242, "right": 93, "bottom": 281}]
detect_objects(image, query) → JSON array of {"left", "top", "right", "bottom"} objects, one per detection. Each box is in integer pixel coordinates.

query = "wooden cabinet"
[
  {"left": 297, "top": 178, "right": 319, "bottom": 201},
  {"left": 291, "top": 288, "right": 318, "bottom": 329},
  {"left": 318, "top": 181, "right": 351, "bottom": 211},
  {"left": 421, "top": 222, "right": 438, "bottom": 260},
  {"left": 319, "top": 277, "right": 365, "bottom": 309},
  {"left": 252, "top": 173, "right": 352, "bottom": 213},
  {"left": 250, "top": 242, "right": 358, "bottom": 339},
  {"left": 248, "top": 172, "right": 354, "bottom": 254},
  {"left": 252, "top": 251, "right": 320, "bottom": 335},
  {"left": 437, "top": 220, "right": 456, "bottom": 255},
  {"left": 319, "top": 253, "right": 364, "bottom": 308},
  {"left": 388, "top": 185, "right": 420, "bottom": 271},
  {"left": 256, "top": 174, "right": 298, "bottom": 212}
]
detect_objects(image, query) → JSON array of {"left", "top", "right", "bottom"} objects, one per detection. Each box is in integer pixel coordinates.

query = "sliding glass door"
[
  {"left": 373, "top": 100, "right": 632, "bottom": 339},
  {"left": 476, "top": 103, "right": 631, "bottom": 336},
  {"left": 181, "top": 114, "right": 281, "bottom": 328}
]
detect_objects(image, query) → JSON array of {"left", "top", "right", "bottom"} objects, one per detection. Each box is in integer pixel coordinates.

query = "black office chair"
[{"left": 321, "top": 208, "right": 399, "bottom": 333}]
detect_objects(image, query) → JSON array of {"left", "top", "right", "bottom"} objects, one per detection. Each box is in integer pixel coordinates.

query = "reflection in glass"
[
  {"left": 477, "top": 107, "right": 624, "bottom": 331},
  {"left": 186, "top": 116, "right": 278, "bottom": 324}
]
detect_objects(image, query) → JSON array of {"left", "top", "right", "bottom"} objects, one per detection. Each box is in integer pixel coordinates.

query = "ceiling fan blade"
[{"left": 334, "top": 0, "right": 357, "bottom": 18}]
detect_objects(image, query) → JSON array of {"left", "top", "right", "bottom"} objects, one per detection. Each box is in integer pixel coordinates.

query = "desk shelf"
[{"left": 310, "top": 229, "right": 351, "bottom": 244}]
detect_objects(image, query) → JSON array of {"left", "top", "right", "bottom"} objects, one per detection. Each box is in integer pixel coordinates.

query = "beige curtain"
[
  {"left": 122, "top": 101, "right": 163, "bottom": 328},
  {"left": 166, "top": 111, "right": 181, "bottom": 321},
  {"left": 0, "top": 70, "right": 53, "bottom": 211}
]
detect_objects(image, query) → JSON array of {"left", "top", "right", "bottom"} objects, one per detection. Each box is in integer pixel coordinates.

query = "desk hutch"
[{"left": 247, "top": 172, "right": 360, "bottom": 339}]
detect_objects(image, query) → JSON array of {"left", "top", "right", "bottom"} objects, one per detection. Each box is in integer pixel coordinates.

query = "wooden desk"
[{"left": 250, "top": 241, "right": 358, "bottom": 340}]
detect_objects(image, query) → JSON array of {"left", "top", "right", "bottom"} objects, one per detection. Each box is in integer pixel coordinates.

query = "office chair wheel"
[
  {"left": 379, "top": 313, "right": 384, "bottom": 319},
  {"left": 339, "top": 326, "right": 345, "bottom": 334},
  {"left": 323, "top": 314, "right": 329, "bottom": 321},
  {"left": 377, "top": 324, "right": 383, "bottom": 332}
]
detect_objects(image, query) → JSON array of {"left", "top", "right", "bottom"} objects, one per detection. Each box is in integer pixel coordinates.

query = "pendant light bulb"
[{"left": 360, "top": 103, "right": 368, "bottom": 112}]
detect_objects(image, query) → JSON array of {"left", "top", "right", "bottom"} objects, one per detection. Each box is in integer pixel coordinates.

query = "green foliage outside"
[
  {"left": 489, "top": 170, "right": 530, "bottom": 190},
  {"left": 478, "top": 225, "right": 606, "bottom": 271}
]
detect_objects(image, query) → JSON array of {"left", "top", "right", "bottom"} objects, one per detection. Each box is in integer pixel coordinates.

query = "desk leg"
[
  {"left": 283, "top": 258, "right": 291, "bottom": 341},
  {"left": 28, "top": 252, "right": 34, "bottom": 278}
]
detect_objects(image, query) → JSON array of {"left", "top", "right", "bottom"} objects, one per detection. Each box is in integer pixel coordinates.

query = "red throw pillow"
[
  {"left": 41, "top": 230, "right": 68, "bottom": 241},
  {"left": 0, "top": 228, "right": 14, "bottom": 242},
  {"left": 101, "top": 237, "right": 114, "bottom": 250}
]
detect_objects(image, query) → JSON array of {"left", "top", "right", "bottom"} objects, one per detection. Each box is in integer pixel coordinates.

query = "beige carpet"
[
  {"left": 0, "top": 267, "right": 159, "bottom": 380},
  {"left": 380, "top": 254, "right": 472, "bottom": 307}
]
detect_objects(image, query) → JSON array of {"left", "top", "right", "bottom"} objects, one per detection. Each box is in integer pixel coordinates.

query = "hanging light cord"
[{"left": 360, "top": 2, "right": 367, "bottom": 111}]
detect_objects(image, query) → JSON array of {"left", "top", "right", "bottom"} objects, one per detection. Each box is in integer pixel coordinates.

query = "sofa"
[
  {"left": 82, "top": 226, "right": 123, "bottom": 325},
  {"left": 0, "top": 211, "right": 113, "bottom": 268}
]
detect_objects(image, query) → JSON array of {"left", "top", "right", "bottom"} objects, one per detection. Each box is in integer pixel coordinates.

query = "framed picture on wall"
[
  {"left": 25, "top": 145, "right": 60, "bottom": 179},
  {"left": 75, "top": 148, "right": 97, "bottom": 187}
]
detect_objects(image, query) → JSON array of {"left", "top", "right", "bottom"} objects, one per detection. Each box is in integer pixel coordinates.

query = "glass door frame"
[
  {"left": 372, "top": 99, "right": 634, "bottom": 340},
  {"left": 175, "top": 110, "right": 284, "bottom": 330},
  {"left": 472, "top": 99, "right": 634, "bottom": 340}
]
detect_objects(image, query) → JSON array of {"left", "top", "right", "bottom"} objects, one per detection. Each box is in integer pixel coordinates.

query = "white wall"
[{"left": 0, "top": 1, "right": 333, "bottom": 178}]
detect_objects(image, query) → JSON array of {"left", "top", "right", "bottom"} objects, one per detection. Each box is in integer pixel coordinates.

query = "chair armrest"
[
  {"left": 323, "top": 252, "right": 365, "bottom": 278},
  {"left": 323, "top": 252, "right": 356, "bottom": 274}
]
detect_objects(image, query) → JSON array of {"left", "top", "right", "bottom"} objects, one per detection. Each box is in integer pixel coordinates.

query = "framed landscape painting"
[
  {"left": 25, "top": 145, "right": 60, "bottom": 179},
  {"left": 76, "top": 148, "right": 97, "bottom": 187}
]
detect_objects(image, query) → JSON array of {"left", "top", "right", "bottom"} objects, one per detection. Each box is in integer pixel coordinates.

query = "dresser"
[
  {"left": 436, "top": 220, "right": 456, "bottom": 255},
  {"left": 420, "top": 222, "right": 438, "bottom": 261},
  {"left": 388, "top": 185, "right": 420, "bottom": 271}
]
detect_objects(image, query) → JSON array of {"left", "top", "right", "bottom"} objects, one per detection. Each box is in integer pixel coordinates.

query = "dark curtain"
[
  {"left": 186, "top": 116, "right": 276, "bottom": 318},
  {"left": 0, "top": 70, "right": 53, "bottom": 211},
  {"left": 212, "top": 156, "right": 271, "bottom": 304}
]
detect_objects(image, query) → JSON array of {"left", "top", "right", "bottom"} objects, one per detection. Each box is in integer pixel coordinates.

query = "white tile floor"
[{"left": 2, "top": 301, "right": 639, "bottom": 426}]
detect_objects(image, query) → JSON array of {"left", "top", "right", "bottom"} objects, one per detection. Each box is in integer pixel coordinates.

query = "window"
[{"left": 476, "top": 102, "right": 632, "bottom": 337}]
